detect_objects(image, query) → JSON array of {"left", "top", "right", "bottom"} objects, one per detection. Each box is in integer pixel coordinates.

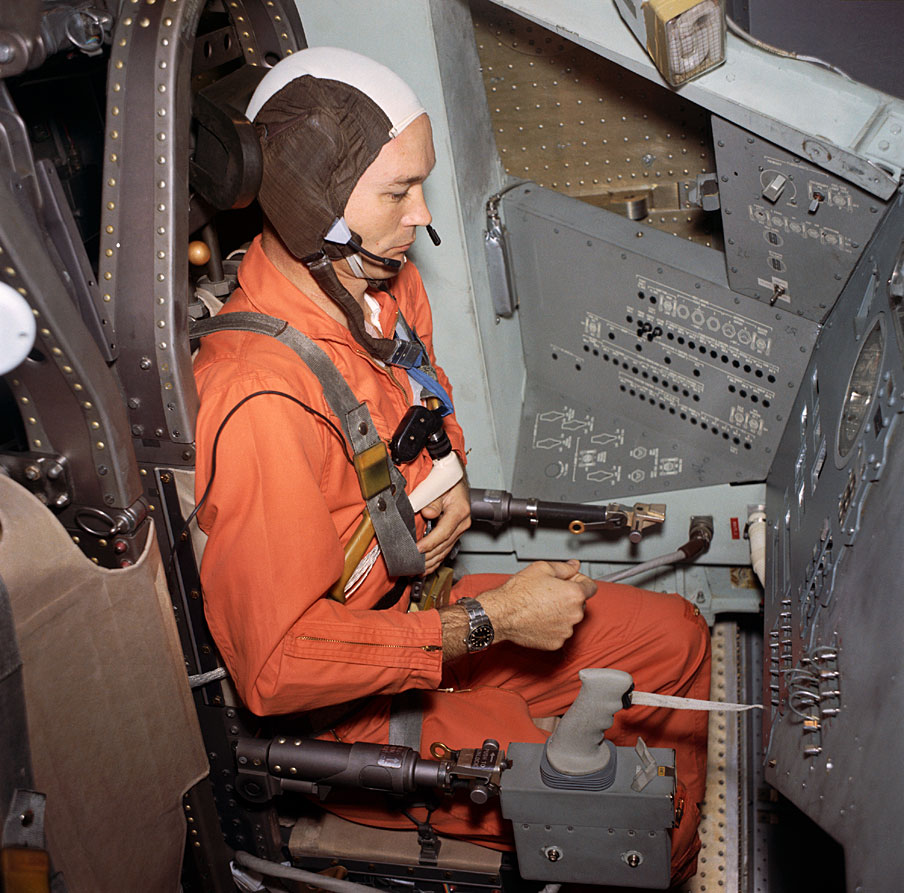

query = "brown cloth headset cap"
[{"left": 246, "top": 47, "right": 426, "bottom": 261}]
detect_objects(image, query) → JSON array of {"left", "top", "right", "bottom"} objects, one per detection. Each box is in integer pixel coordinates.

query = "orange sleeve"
[{"left": 195, "top": 358, "right": 443, "bottom": 717}]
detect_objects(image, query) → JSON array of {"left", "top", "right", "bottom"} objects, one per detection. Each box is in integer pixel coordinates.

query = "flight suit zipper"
[{"left": 296, "top": 633, "right": 441, "bottom": 653}]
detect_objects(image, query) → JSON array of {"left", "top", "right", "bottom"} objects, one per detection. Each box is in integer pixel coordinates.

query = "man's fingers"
[
  {"left": 573, "top": 574, "right": 597, "bottom": 599},
  {"left": 528, "top": 559, "right": 596, "bottom": 599},
  {"left": 420, "top": 496, "right": 443, "bottom": 520}
]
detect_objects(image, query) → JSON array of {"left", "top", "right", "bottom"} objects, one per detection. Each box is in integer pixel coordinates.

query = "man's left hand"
[{"left": 418, "top": 479, "right": 471, "bottom": 574}]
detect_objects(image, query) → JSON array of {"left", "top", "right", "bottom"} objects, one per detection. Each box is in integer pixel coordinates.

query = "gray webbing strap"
[
  {"left": 192, "top": 312, "right": 424, "bottom": 577},
  {"left": 630, "top": 690, "right": 763, "bottom": 712},
  {"left": 388, "top": 689, "right": 424, "bottom": 750}
]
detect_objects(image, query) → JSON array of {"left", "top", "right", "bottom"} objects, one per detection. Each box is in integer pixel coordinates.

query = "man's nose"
[{"left": 403, "top": 184, "right": 432, "bottom": 228}]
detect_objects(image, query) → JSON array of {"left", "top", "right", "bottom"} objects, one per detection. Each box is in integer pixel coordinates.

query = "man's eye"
[{"left": 389, "top": 190, "right": 409, "bottom": 201}]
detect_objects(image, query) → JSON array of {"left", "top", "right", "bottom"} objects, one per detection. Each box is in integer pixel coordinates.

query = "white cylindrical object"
[
  {"left": 0, "top": 281, "right": 36, "bottom": 375},
  {"left": 408, "top": 452, "right": 464, "bottom": 513},
  {"left": 747, "top": 509, "right": 767, "bottom": 588}
]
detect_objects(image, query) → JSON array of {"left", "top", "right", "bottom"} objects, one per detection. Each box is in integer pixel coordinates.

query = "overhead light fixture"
[{"left": 614, "top": 0, "right": 727, "bottom": 86}]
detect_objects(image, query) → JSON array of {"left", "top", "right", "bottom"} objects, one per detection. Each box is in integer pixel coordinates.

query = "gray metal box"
[{"left": 501, "top": 742, "right": 676, "bottom": 888}]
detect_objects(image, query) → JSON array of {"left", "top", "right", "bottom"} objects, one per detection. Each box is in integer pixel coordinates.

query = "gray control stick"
[{"left": 545, "top": 668, "right": 634, "bottom": 776}]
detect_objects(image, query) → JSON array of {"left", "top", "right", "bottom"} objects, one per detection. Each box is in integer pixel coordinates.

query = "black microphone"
[
  {"left": 346, "top": 226, "right": 441, "bottom": 272},
  {"left": 347, "top": 238, "right": 402, "bottom": 270}
]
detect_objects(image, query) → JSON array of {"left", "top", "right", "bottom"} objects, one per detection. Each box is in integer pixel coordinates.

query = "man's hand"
[
  {"left": 481, "top": 560, "right": 596, "bottom": 651},
  {"left": 418, "top": 478, "right": 471, "bottom": 574},
  {"left": 439, "top": 559, "right": 596, "bottom": 660}
]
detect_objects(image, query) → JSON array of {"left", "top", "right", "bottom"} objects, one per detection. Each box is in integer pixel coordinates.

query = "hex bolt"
[
  {"left": 128, "top": 397, "right": 141, "bottom": 410},
  {"left": 24, "top": 465, "right": 42, "bottom": 481},
  {"left": 103, "top": 494, "right": 115, "bottom": 506},
  {"left": 54, "top": 493, "right": 70, "bottom": 508},
  {"left": 132, "top": 424, "right": 144, "bottom": 436},
  {"left": 46, "top": 462, "right": 63, "bottom": 479}
]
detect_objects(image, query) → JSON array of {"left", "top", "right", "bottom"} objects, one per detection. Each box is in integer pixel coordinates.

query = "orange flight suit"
[{"left": 194, "top": 236, "right": 711, "bottom": 884}]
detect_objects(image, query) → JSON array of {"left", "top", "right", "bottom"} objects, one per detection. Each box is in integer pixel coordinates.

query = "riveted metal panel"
[
  {"left": 503, "top": 183, "right": 817, "bottom": 500},
  {"left": 713, "top": 117, "right": 889, "bottom": 322},
  {"left": 486, "top": 0, "right": 904, "bottom": 199},
  {"left": 472, "top": 0, "right": 722, "bottom": 249},
  {"left": 99, "top": 1, "right": 303, "bottom": 465},
  {"left": 762, "top": 191, "right": 904, "bottom": 890}
]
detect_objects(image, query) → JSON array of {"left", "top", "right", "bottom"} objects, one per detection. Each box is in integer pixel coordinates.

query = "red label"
[{"left": 730, "top": 518, "right": 741, "bottom": 539}]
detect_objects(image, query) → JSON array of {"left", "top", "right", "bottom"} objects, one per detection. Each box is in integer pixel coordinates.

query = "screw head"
[
  {"left": 544, "top": 847, "right": 562, "bottom": 862},
  {"left": 139, "top": 357, "right": 153, "bottom": 370},
  {"left": 0, "top": 42, "right": 16, "bottom": 65}
]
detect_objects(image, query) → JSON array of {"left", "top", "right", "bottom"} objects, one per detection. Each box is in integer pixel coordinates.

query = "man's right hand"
[{"left": 480, "top": 559, "right": 597, "bottom": 651}]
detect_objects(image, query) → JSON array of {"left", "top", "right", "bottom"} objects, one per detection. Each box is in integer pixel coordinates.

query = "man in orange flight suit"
[{"left": 194, "top": 47, "right": 711, "bottom": 885}]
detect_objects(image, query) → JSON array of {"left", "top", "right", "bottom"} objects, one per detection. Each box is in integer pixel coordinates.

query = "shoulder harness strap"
[{"left": 192, "top": 312, "right": 425, "bottom": 580}]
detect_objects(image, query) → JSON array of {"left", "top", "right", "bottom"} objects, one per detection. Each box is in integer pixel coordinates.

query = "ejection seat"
[{"left": 176, "top": 59, "right": 524, "bottom": 891}]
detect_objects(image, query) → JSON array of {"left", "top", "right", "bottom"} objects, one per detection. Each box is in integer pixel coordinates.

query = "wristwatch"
[{"left": 458, "top": 596, "right": 495, "bottom": 653}]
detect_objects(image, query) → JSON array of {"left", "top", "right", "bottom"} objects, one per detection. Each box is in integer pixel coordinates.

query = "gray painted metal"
[
  {"left": 0, "top": 176, "right": 141, "bottom": 514},
  {"left": 502, "top": 183, "right": 817, "bottom": 500},
  {"left": 99, "top": 2, "right": 205, "bottom": 460},
  {"left": 502, "top": 740, "right": 675, "bottom": 887},
  {"left": 763, "top": 189, "right": 904, "bottom": 889},
  {"left": 488, "top": 1, "right": 904, "bottom": 199},
  {"left": 99, "top": 0, "right": 302, "bottom": 464},
  {"left": 713, "top": 117, "right": 888, "bottom": 322}
]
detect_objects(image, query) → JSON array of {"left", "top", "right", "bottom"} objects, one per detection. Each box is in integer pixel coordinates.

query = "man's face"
[{"left": 342, "top": 114, "right": 436, "bottom": 281}]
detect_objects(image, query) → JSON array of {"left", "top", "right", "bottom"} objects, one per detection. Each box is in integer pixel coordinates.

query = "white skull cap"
[{"left": 246, "top": 46, "right": 426, "bottom": 138}]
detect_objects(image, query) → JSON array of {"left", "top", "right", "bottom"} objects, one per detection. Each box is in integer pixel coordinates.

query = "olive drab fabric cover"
[{"left": 0, "top": 477, "right": 208, "bottom": 893}]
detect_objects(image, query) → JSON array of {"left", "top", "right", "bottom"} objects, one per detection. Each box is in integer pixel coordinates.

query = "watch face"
[{"left": 467, "top": 624, "right": 494, "bottom": 651}]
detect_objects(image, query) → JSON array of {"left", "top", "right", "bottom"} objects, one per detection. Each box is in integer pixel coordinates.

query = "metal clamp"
[{"left": 569, "top": 503, "right": 666, "bottom": 542}]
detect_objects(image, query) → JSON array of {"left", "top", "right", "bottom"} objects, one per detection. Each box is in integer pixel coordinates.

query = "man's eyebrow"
[{"left": 387, "top": 175, "right": 426, "bottom": 187}]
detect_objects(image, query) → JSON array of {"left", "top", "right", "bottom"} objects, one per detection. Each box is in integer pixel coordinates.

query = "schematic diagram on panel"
[{"left": 530, "top": 404, "right": 684, "bottom": 492}]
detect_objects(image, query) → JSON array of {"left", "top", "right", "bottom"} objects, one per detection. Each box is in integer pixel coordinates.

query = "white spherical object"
[{"left": 0, "top": 281, "right": 36, "bottom": 375}]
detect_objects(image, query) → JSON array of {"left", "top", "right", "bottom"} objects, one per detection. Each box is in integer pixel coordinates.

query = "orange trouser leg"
[{"left": 327, "top": 575, "right": 711, "bottom": 885}]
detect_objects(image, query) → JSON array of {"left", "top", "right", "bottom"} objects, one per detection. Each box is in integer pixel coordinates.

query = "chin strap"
[
  {"left": 303, "top": 251, "right": 397, "bottom": 361},
  {"left": 302, "top": 251, "right": 455, "bottom": 417}
]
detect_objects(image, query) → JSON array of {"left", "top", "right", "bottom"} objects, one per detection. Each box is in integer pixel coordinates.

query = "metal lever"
[
  {"left": 470, "top": 489, "right": 666, "bottom": 542},
  {"left": 568, "top": 502, "right": 666, "bottom": 543}
]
